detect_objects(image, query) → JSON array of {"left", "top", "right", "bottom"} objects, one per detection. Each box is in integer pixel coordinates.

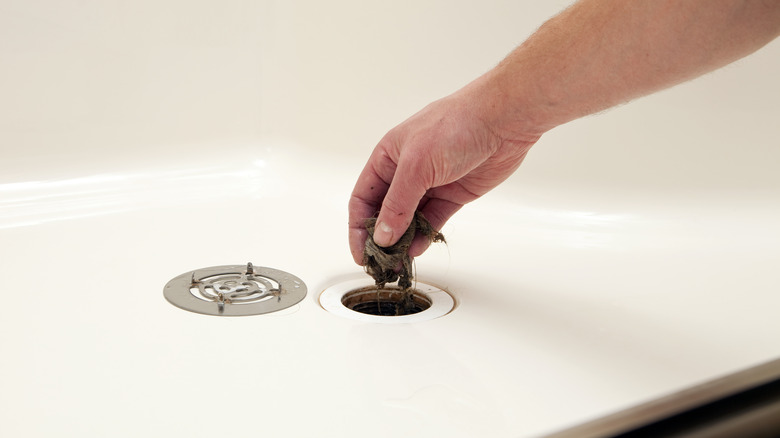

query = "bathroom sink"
[{"left": 1, "top": 1, "right": 778, "bottom": 436}]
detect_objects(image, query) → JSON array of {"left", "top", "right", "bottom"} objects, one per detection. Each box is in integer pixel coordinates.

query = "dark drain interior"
[{"left": 341, "top": 287, "right": 432, "bottom": 316}]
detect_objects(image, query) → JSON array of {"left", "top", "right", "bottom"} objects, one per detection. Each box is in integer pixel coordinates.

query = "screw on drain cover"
[{"left": 164, "top": 262, "right": 306, "bottom": 316}]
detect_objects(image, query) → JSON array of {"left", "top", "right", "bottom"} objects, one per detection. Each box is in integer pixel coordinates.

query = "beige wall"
[{"left": 2, "top": 0, "right": 778, "bottom": 193}]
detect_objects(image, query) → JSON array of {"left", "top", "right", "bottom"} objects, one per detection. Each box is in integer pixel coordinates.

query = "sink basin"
[{"left": 2, "top": 1, "right": 778, "bottom": 436}]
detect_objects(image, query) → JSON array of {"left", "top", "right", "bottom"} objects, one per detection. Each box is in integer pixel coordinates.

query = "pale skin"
[{"left": 348, "top": 0, "right": 780, "bottom": 265}]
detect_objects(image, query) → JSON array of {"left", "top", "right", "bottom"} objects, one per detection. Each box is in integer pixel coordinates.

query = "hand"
[
  {"left": 348, "top": 86, "right": 541, "bottom": 265},
  {"left": 348, "top": 0, "right": 780, "bottom": 266}
]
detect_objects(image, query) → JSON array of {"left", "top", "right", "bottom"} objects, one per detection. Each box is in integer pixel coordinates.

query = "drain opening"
[
  {"left": 320, "top": 278, "right": 454, "bottom": 324},
  {"left": 342, "top": 286, "right": 432, "bottom": 316}
]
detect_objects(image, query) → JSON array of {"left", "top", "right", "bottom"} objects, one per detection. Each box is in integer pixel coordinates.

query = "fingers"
[
  {"left": 348, "top": 140, "right": 479, "bottom": 263},
  {"left": 371, "top": 152, "right": 431, "bottom": 248},
  {"left": 348, "top": 141, "right": 434, "bottom": 264},
  {"left": 348, "top": 95, "right": 529, "bottom": 265},
  {"left": 348, "top": 226, "right": 369, "bottom": 265},
  {"left": 408, "top": 198, "right": 463, "bottom": 258},
  {"left": 348, "top": 157, "right": 392, "bottom": 265}
]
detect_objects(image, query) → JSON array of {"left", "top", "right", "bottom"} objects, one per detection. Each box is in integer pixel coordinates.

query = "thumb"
[{"left": 372, "top": 160, "right": 430, "bottom": 247}]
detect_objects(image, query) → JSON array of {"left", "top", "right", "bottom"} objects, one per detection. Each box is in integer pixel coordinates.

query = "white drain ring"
[{"left": 319, "top": 278, "right": 455, "bottom": 324}]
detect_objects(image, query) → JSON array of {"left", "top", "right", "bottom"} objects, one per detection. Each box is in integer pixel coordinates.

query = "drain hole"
[{"left": 341, "top": 286, "right": 432, "bottom": 316}]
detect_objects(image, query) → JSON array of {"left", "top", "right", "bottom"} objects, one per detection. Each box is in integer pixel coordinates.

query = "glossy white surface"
[{"left": 1, "top": 1, "right": 779, "bottom": 437}]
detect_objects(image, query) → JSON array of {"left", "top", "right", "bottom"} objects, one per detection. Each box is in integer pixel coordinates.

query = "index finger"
[{"left": 348, "top": 151, "right": 395, "bottom": 265}]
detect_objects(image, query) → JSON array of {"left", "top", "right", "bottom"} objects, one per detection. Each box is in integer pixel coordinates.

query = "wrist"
[{"left": 460, "top": 60, "right": 557, "bottom": 146}]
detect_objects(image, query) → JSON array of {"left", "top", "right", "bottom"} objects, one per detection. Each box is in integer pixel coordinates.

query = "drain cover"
[{"left": 164, "top": 263, "right": 306, "bottom": 316}]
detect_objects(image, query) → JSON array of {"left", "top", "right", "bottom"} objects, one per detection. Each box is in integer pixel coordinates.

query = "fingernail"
[{"left": 373, "top": 221, "right": 393, "bottom": 247}]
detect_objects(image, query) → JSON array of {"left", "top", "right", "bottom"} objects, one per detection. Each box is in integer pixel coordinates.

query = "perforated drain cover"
[{"left": 164, "top": 263, "right": 306, "bottom": 316}]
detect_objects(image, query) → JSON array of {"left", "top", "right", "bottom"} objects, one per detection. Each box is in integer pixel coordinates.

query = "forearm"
[
  {"left": 347, "top": 0, "right": 780, "bottom": 261},
  {"left": 475, "top": 0, "right": 780, "bottom": 136}
]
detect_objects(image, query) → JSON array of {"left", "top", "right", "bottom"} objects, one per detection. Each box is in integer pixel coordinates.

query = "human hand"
[
  {"left": 348, "top": 86, "right": 541, "bottom": 265},
  {"left": 348, "top": 0, "right": 780, "bottom": 266}
]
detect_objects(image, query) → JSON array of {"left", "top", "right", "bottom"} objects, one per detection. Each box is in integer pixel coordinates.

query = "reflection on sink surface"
[
  {"left": 1, "top": 1, "right": 779, "bottom": 437},
  {"left": 2, "top": 152, "right": 778, "bottom": 437}
]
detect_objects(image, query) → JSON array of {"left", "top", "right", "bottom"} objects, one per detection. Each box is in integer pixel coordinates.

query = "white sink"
[{"left": 2, "top": 1, "right": 778, "bottom": 436}]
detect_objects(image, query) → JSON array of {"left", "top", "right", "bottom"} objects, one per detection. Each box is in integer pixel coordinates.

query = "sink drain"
[
  {"left": 341, "top": 286, "right": 431, "bottom": 316},
  {"left": 320, "top": 278, "right": 454, "bottom": 323},
  {"left": 164, "top": 263, "right": 306, "bottom": 316}
]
